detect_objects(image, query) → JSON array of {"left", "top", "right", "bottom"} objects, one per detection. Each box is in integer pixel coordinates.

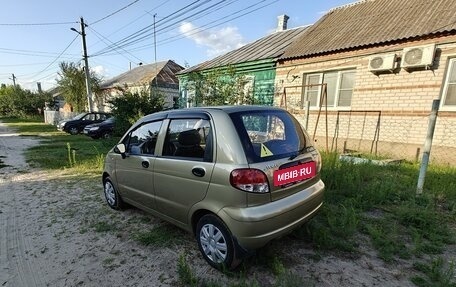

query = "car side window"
[
  {"left": 163, "top": 118, "right": 212, "bottom": 162},
  {"left": 97, "top": 114, "right": 106, "bottom": 121},
  {"left": 83, "top": 114, "right": 95, "bottom": 121},
  {"left": 124, "top": 121, "right": 163, "bottom": 156}
]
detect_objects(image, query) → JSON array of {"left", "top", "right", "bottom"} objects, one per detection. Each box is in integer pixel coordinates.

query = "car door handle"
[
  {"left": 192, "top": 167, "right": 205, "bottom": 177},
  {"left": 142, "top": 161, "right": 149, "bottom": 168}
]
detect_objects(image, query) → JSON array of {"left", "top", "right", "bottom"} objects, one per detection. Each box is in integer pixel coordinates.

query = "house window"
[
  {"left": 303, "top": 69, "right": 356, "bottom": 108},
  {"left": 442, "top": 58, "right": 456, "bottom": 108}
]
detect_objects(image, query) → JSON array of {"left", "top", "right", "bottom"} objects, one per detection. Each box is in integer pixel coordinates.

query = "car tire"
[
  {"left": 103, "top": 177, "right": 124, "bottom": 210},
  {"left": 102, "top": 131, "right": 112, "bottom": 139},
  {"left": 196, "top": 214, "right": 241, "bottom": 270},
  {"left": 68, "top": 126, "right": 79, "bottom": 135}
]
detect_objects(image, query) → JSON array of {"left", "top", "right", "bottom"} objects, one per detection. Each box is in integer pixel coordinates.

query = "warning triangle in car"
[{"left": 260, "top": 144, "right": 274, "bottom": 157}]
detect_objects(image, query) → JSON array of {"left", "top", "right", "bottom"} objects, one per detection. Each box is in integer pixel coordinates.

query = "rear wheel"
[
  {"left": 103, "top": 177, "right": 124, "bottom": 210},
  {"left": 68, "top": 126, "right": 79, "bottom": 135},
  {"left": 196, "top": 214, "right": 241, "bottom": 270}
]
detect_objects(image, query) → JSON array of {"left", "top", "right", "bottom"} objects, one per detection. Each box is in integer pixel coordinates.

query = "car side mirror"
[{"left": 115, "top": 143, "right": 127, "bottom": 159}]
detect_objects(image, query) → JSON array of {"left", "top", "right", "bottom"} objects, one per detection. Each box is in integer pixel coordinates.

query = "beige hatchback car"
[{"left": 103, "top": 105, "right": 324, "bottom": 269}]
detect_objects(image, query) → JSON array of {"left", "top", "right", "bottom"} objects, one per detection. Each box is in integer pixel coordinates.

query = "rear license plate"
[{"left": 274, "top": 161, "right": 316, "bottom": 186}]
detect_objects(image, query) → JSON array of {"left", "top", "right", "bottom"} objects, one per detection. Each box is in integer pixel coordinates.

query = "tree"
[
  {"left": 186, "top": 66, "right": 254, "bottom": 107},
  {"left": 0, "top": 84, "right": 51, "bottom": 117},
  {"left": 56, "top": 61, "right": 102, "bottom": 112},
  {"left": 108, "top": 86, "right": 165, "bottom": 135}
]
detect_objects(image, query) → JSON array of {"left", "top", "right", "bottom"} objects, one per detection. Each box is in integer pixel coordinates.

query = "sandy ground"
[{"left": 0, "top": 122, "right": 452, "bottom": 287}]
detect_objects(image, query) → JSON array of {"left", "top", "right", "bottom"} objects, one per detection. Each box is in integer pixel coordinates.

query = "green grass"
[
  {"left": 132, "top": 224, "right": 186, "bottom": 247},
  {"left": 90, "top": 221, "right": 116, "bottom": 232},
  {"left": 411, "top": 257, "right": 456, "bottom": 287},
  {"left": 297, "top": 152, "right": 456, "bottom": 284},
  {"left": 1, "top": 117, "right": 119, "bottom": 174},
  {"left": 177, "top": 254, "right": 199, "bottom": 287}
]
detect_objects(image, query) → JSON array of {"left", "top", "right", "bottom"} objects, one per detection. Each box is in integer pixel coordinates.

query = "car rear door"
[{"left": 153, "top": 114, "right": 215, "bottom": 225}]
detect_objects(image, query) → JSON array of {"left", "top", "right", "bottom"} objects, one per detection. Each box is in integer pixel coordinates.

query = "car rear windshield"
[{"left": 230, "top": 110, "right": 310, "bottom": 163}]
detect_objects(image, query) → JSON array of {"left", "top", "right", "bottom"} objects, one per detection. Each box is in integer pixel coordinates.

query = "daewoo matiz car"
[{"left": 102, "top": 106, "right": 324, "bottom": 269}]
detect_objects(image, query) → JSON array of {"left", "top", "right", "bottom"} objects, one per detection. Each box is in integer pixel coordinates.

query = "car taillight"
[{"left": 230, "top": 169, "right": 270, "bottom": 193}]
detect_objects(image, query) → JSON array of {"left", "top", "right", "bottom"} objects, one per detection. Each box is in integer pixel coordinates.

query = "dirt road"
[{"left": 0, "top": 122, "right": 430, "bottom": 286}]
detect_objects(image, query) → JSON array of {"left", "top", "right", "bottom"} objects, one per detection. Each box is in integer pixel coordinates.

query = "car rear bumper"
[{"left": 218, "top": 179, "right": 324, "bottom": 250}]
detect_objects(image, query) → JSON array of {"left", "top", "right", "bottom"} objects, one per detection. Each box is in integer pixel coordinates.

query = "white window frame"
[
  {"left": 441, "top": 57, "right": 456, "bottom": 111},
  {"left": 302, "top": 69, "right": 355, "bottom": 110}
]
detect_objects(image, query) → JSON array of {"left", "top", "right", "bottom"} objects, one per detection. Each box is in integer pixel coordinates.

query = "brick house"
[
  {"left": 275, "top": 0, "right": 456, "bottom": 164},
  {"left": 99, "top": 60, "right": 184, "bottom": 111}
]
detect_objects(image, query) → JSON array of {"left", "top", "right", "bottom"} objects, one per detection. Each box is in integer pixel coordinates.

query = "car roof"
[{"left": 139, "top": 105, "right": 286, "bottom": 122}]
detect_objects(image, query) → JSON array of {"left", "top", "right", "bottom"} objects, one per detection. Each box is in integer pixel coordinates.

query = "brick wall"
[{"left": 276, "top": 35, "right": 456, "bottom": 164}]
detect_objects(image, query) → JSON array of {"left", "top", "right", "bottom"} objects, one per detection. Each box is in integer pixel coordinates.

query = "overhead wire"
[
  {"left": 90, "top": 0, "right": 141, "bottom": 25},
  {"left": 91, "top": 0, "right": 206, "bottom": 57},
  {"left": 0, "top": 21, "right": 76, "bottom": 26},
  {"left": 89, "top": 0, "right": 171, "bottom": 48},
  {"left": 87, "top": 26, "right": 147, "bottom": 64},
  {"left": 27, "top": 35, "right": 79, "bottom": 80},
  {"left": 101, "top": 0, "right": 231, "bottom": 53},
  {"left": 0, "top": 62, "right": 56, "bottom": 67},
  {"left": 96, "top": 0, "right": 276, "bottom": 56},
  {"left": 154, "top": 0, "right": 273, "bottom": 47},
  {"left": 0, "top": 47, "right": 78, "bottom": 58}
]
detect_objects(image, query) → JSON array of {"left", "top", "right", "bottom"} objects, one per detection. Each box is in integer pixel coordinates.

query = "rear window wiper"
[{"left": 289, "top": 146, "right": 308, "bottom": 160}]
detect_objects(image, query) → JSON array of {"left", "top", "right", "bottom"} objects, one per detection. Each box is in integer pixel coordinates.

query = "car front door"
[
  {"left": 115, "top": 120, "right": 163, "bottom": 211},
  {"left": 154, "top": 115, "right": 215, "bottom": 225}
]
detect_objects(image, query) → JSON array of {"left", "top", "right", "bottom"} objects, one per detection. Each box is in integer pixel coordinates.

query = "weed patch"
[
  {"left": 298, "top": 152, "right": 455, "bottom": 283},
  {"left": 411, "top": 257, "right": 456, "bottom": 287},
  {"left": 90, "top": 221, "right": 116, "bottom": 232},
  {"left": 177, "top": 254, "right": 198, "bottom": 287},
  {"left": 132, "top": 224, "right": 186, "bottom": 247}
]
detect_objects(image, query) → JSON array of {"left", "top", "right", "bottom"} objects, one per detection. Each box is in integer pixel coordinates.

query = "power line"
[
  {"left": 28, "top": 35, "right": 79, "bottom": 80},
  {"left": 91, "top": 0, "right": 141, "bottom": 25},
  {"left": 96, "top": 0, "right": 276, "bottom": 56},
  {"left": 89, "top": 0, "right": 171, "bottom": 48},
  {"left": 0, "top": 47, "right": 78, "bottom": 58},
  {"left": 112, "top": 0, "right": 229, "bottom": 51},
  {"left": 91, "top": 0, "right": 205, "bottom": 57},
  {"left": 0, "top": 21, "right": 76, "bottom": 26},
  {"left": 34, "top": 70, "right": 59, "bottom": 82},
  {"left": 87, "top": 26, "right": 146, "bottom": 64},
  {"left": 0, "top": 61, "right": 55, "bottom": 67},
  {"left": 160, "top": 0, "right": 278, "bottom": 47}
]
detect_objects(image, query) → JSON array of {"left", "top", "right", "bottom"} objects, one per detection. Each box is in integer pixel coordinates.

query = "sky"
[{"left": 0, "top": 0, "right": 356, "bottom": 91}]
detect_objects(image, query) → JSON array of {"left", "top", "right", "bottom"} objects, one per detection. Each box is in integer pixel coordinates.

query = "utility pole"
[
  {"left": 153, "top": 14, "right": 158, "bottom": 97},
  {"left": 71, "top": 17, "right": 93, "bottom": 112},
  {"left": 10, "top": 73, "right": 16, "bottom": 86}
]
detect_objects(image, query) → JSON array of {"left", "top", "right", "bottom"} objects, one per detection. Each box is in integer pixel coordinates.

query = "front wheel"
[
  {"left": 103, "top": 177, "right": 124, "bottom": 210},
  {"left": 101, "top": 131, "right": 112, "bottom": 139},
  {"left": 196, "top": 214, "right": 241, "bottom": 270}
]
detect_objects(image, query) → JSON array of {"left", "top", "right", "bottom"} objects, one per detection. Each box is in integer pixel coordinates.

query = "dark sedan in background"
[
  {"left": 83, "top": 117, "right": 116, "bottom": 139},
  {"left": 57, "top": 112, "right": 111, "bottom": 135}
]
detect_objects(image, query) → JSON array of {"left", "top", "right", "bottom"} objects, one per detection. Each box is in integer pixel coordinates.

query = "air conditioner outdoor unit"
[
  {"left": 401, "top": 44, "right": 436, "bottom": 69},
  {"left": 368, "top": 53, "right": 397, "bottom": 72}
]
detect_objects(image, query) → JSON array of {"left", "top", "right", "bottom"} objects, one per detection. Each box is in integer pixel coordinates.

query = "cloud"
[
  {"left": 92, "top": 65, "right": 108, "bottom": 77},
  {"left": 179, "top": 21, "right": 245, "bottom": 57}
]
